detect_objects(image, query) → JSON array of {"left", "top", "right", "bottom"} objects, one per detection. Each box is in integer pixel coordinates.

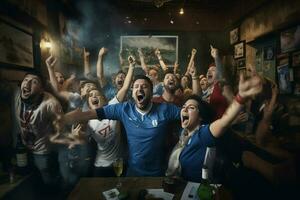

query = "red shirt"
[
  {"left": 152, "top": 95, "right": 184, "bottom": 107},
  {"left": 210, "top": 82, "right": 229, "bottom": 119}
]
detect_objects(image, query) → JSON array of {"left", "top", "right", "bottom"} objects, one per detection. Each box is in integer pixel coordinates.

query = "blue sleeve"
[
  {"left": 96, "top": 103, "right": 124, "bottom": 121},
  {"left": 197, "top": 124, "right": 216, "bottom": 147},
  {"left": 165, "top": 104, "right": 181, "bottom": 121}
]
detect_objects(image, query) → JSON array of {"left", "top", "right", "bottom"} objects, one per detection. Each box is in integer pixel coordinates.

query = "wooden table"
[{"left": 68, "top": 177, "right": 232, "bottom": 200}]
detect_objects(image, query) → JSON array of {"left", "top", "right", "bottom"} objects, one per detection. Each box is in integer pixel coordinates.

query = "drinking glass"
[{"left": 113, "top": 158, "right": 123, "bottom": 188}]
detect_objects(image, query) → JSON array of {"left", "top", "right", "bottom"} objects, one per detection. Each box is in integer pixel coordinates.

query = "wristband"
[
  {"left": 235, "top": 93, "right": 246, "bottom": 105},
  {"left": 192, "top": 77, "right": 199, "bottom": 80}
]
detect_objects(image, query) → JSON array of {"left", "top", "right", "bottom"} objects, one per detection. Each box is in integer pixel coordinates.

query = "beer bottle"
[
  {"left": 15, "top": 134, "right": 28, "bottom": 175},
  {"left": 197, "top": 166, "right": 214, "bottom": 200}
]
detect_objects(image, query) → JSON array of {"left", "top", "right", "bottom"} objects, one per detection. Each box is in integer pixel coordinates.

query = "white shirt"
[{"left": 87, "top": 97, "right": 123, "bottom": 167}]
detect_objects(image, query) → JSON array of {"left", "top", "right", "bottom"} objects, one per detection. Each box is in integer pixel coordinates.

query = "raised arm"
[
  {"left": 45, "top": 54, "right": 58, "bottom": 91},
  {"left": 62, "top": 73, "right": 76, "bottom": 91},
  {"left": 210, "top": 74, "right": 262, "bottom": 138},
  {"left": 138, "top": 48, "right": 149, "bottom": 75},
  {"left": 173, "top": 61, "right": 179, "bottom": 74},
  {"left": 83, "top": 48, "right": 91, "bottom": 78},
  {"left": 185, "top": 48, "right": 197, "bottom": 76},
  {"left": 210, "top": 45, "right": 224, "bottom": 81},
  {"left": 255, "top": 82, "right": 278, "bottom": 145},
  {"left": 116, "top": 55, "right": 135, "bottom": 102},
  {"left": 211, "top": 45, "right": 234, "bottom": 102},
  {"left": 188, "top": 62, "right": 200, "bottom": 95},
  {"left": 96, "top": 47, "right": 108, "bottom": 88},
  {"left": 155, "top": 48, "right": 168, "bottom": 72}
]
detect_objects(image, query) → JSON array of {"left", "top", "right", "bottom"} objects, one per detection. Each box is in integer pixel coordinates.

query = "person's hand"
[
  {"left": 98, "top": 47, "right": 108, "bottom": 57},
  {"left": 155, "top": 48, "right": 161, "bottom": 56},
  {"left": 128, "top": 55, "right": 136, "bottom": 66},
  {"left": 210, "top": 45, "right": 219, "bottom": 59},
  {"left": 45, "top": 54, "right": 57, "bottom": 69},
  {"left": 83, "top": 47, "right": 90, "bottom": 59},
  {"left": 138, "top": 48, "right": 143, "bottom": 56},
  {"left": 191, "top": 48, "right": 197, "bottom": 56},
  {"left": 262, "top": 82, "right": 278, "bottom": 120},
  {"left": 271, "top": 82, "right": 278, "bottom": 99},
  {"left": 174, "top": 61, "right": 179, "bottom": 68},
  {"left": 232, "top": 112, "right": 249, "bottom": 125},
  {"left": 71, "top": 124, "right": 84, "bottom": 138},
  {"left": 69, "top": 73, "right": 76, "bottom": 80},
  {"left": 238, "top": 73, "right": 262, "bottom": 101},
  {"left": 53, "top": 114, "right": 65, "bottom": 133}
]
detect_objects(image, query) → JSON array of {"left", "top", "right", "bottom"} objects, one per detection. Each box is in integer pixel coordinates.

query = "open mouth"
[
  {"left": 182, "top": 115, "right": 189, "bottom": 123},
  {"left": 91, "top": 98, "right": 99, "bottom": 105},
  {"left": 136, "top": 91, "right": 145, "bottom": 103},
  {"left": 22, "top": 87, "right": 31, "bottom": 96},
  {"left": 167, "top": 81, "right": 176, "bottom": 88},
  {"left": 117, "top": 80, "right": 123, "bottom": 85},
  {"left": 181, "top": 112, "right": 190, "bottom": 127}
]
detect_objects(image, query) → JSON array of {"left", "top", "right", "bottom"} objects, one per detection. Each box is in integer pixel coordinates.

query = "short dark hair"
[
  {"left": 185, "top": 94, "right": 215, "bottom": 124},
  {"left": 116, "top": 70, "right": 126, "bottom": 76},
  {"left": 133, "top": 75, "right": 153, "bottom": 91},
  {"left": 163, "top": 68, "right": 174, "bottom": 76},
  {"left": 24, "top": 71, "right": 46, "bottom": 87},
  {"left": 79, "top": 78, "right": 98, "bottom": 89}
]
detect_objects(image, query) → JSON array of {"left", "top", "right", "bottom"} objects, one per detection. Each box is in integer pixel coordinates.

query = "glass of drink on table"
[{"left": 113, "top": 158, "right": 123, "bottom": 188}]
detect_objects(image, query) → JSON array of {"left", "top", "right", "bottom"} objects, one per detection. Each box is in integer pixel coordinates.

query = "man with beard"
[
  {"left": 60, "top": 75, "right": 181, "bottom": 176},
  {"left": 152, "top": 69, "right": 184, "bottom": 107},
  {"left": 202, "top": 46, "right": 233, "bottom": 119},
  {"left": 13, "top": 72, "right": 62, "bottom": 187}
]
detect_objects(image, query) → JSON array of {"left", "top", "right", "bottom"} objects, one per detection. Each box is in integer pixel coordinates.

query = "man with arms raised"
[{"left": 61, "top": 75, "right": 180, "bottom": 176}]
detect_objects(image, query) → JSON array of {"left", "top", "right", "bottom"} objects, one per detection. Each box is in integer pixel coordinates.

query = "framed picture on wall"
[
  {"left": 280, "top": 25, "right": 300, "bottom": 53},
  {"left": 120, "top": 35, "right": 178, "bottom": 67},
  {"left": 263, "top": 46, "right": 275, "bottom": 60},
  {"left": 230, "top": 28, "right": 239, "bottom": 44},
  {"left": 0, "top": 20, "right": 34, "bottom": 70},
  {"left": 237, "top": 58, "right": 246, "bottom": 69},
  {"left": 234, "top": 41, "right": 245, "bottom": 59},
  {"left": 277, "top": 64, "right": 292, "bottom": 94}
]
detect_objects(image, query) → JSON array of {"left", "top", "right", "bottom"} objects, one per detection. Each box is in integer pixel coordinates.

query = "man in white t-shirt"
[{"left": 13, "top": 72, "right": 63, "bottom": 186}]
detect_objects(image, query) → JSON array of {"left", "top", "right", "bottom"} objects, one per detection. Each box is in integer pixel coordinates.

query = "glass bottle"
[
  {"left": 15, "top": 134, "right": 28, "bottom": 175},
  {"left": 197, "top": 166, "right": 214, "bottom": 200}
]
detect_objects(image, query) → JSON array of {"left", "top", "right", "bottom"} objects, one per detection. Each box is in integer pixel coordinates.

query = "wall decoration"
[
  {"left": 280, "top": 25, "right": 300, "bottom": 53},
  {"left": 277, "top": 53, "right": 289, "bottom": 66},
  {"left": 277, "top": 64, "right": 292, "bottom": 94},
  {"left": 234, "top": 41, "right": 245, "bottom": 59},
  {"left": 120, "top": 35, "right": 178, "bottom": 67},
  {"left": 292, "top": 51, "right": 300, "bottom": 67},
  {"left": 263, "top": 46, "right": 274, "bottom": 60},
  {"left": 0, "top": 20, "right": 34, "bottom": 69},
  {"left": 237, "top": 58, "right": 246, "bottom": 69},
  {"left": 230, "top": 27, "right": 239, "bottom": 44}
]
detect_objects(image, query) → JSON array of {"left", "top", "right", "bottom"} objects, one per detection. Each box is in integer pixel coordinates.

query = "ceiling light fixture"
[{"left": 179, "top": 8, "right": 184, "bottom": 15}]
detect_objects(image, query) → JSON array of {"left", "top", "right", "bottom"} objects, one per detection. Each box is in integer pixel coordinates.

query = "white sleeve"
[{"left": 108, "top": 96, "right": 120, "bottom": 105}]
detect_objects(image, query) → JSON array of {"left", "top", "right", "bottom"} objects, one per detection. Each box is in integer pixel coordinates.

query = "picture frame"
[
  {"left": 237, "top": 58, "right": 246, "bottom": 69},
  {"left": 234, "top": 41, "right": 245, "bottom": 59},
  {"left": 292, "top": 51, "right": 300, "bottom": 67},
  {"left": 263, "top": 46, "right": 275, "bottom": 60},
  {"left": 0, "top": 20, "right": 34, "bottom": 70},
  {"left": 230, "top": 27, "right": 239, "bottom": 45},
  {"left": 280, "top": 25, "right": 300, "bottom": 53},
  {"left": 120, "top": 35, "right": 178, "bottom": 67},
  {"left": 277, "top": 64, "right": 292, "bottom": 94}
]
